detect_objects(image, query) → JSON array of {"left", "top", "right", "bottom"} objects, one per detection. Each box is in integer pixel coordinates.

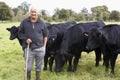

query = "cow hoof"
[
  {"left": 49, "top": 69, "right": 53, "bottom": 72},
  {"left": 102, "top": 62, "right": 105, "bottom": 66},
  {"left": 67, "top": 68, "right": 72, "bottom": 72},
  {"left": 111, "top": 71, "right": 115, "bottom": 74},
  {"left": 43, "top": 67, "right": 47, "bottom": 70},
  {"left": 95, "top": 63, "right": 99, "bottom": 67},
  {"left": 105, "top": 68, "right": 108, "bottom": 72},
  {"left": 72, "top": 68, "right": 77, "bottom": 72},
  {"left": 55, "top": 69, "right": 62, "bottom": 72}
]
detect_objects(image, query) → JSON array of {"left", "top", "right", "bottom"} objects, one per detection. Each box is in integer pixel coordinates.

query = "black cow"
[
  {"left": 7, "top": 22, "right": 51, "bottom": 46},
  {"left": 86, "top": 24, "right": 120, "bottom": 74},
  {"left": 55, "top": 21, "right": 105, "bottom": 72},
  {"left": 43, "top": 21, "right": 76, "bottom": 71},
  {"left": 6, "top": 26, "right": 22, "bottom": 46}
]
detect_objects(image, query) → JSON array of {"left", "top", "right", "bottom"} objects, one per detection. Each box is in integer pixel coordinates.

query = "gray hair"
[{"left": 29, "top": 5, "right": 39, "bottom": 13}]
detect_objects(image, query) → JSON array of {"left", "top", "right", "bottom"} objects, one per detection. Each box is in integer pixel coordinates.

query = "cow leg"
[
  {"left": 102, "top": 53, "right": 105, "bottom": 66},
  {"left": 104, "top": 52, "right": 110, "bottom": 72},
  {"left": 43, "top": 55, "right": 49, "bottom": 70},
  {"left": 94, "top": 48, "right": 102, "bottom": 67},
  {"left": 67, "top": 55, "right": 73, "bottom": 72},
  {"left": 49, "top": 56, "right": 54, "bottom": 71},
  {"left": 102, "top": 46, "right": 110, "bottom": 72},
  {"left": 110, "top": 53, "right": 118, "bottom": 74},
  {"left": 72, "top": 53, "right": 81, "bottom": 72}
]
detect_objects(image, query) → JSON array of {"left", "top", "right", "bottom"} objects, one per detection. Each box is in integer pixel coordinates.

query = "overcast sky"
[{"left": 0, "top": 0, "right": 120, "bottom": 15}]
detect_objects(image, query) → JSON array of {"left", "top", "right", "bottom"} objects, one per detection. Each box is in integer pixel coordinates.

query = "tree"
[
  {"left": 18, "top": 1, "right": 31, "bottom": 15},
  {"left": 15, "top": 9, "right": 26, "bottom": 21},
  {"left": 52, "top": 8, "right": 75, "bottom": 21},
  {"left": 81, "top": 7, "right": 89, "bottom": 21},
  {"left": 39, "top": 9, "right": 53, "bottom": 22},
  {"left": 12, "top": 8, "right": 19, "bottom": 16},
  {"left": 40, "top": 10, "right": 48, "bottom": 20},
  {"left": 91, "top": 5, "right": 110, "bottom": 21},
  {"left": 110, "top": 10, "right": 120, "bottom": 21},
  {"left": 52, "top": 8, "right": 60, "bottom": 21},
  {"left": 0, "top": 2, "right": 13, "bottom": 21},
  {"left": 12, "top": 1, "right": 30, "bottom": 21},
  {"left": 58, "top": 8, "right": 70, "bottom": 20},
  {"left": 73, "top": 13, "right": 85, "bottom": 21}
]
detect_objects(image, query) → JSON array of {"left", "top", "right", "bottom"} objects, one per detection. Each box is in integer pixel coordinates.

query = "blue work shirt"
[{"left": 18, "top": 17, "right": 47, "bottom": 50}]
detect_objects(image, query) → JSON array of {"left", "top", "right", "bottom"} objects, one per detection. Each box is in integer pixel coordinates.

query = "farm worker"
[{"left": 18, "top": 5, "right": 48, "bottom": 80}]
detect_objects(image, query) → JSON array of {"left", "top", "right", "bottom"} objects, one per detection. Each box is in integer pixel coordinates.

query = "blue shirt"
[{"left": 18, "top": 17, "right": 47, "bottom": 50}]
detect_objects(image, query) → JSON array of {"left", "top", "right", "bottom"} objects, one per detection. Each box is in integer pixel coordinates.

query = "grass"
[{"left": 0, "top": 22, "right": 120, "bottom": 80}]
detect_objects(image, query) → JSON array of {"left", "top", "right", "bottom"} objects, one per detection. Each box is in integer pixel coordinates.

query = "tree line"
[{"left": 0, "top": 1, "right": 120, "bottom": 22}]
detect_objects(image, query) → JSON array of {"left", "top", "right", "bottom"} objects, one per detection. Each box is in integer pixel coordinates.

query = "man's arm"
[
  {"left": 43, "top": 37, "right": 47, "bottom": 47},
  {"left": 18, "top": 21, "right": 28, "bottom": 41}
]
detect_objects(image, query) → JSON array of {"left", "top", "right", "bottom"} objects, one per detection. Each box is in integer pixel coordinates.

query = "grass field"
[{"left": 0, "top": 22, "right": 120, "bottom": 80}]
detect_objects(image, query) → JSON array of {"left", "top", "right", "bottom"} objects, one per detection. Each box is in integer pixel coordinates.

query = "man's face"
[{"left": 30, "top": 9, "right": 38, "bottom": 19}]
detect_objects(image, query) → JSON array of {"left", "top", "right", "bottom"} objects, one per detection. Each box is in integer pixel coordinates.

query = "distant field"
[
  {"left": 105, "top": 22, "right": 120, "bottom": 25},
  {"left": 0, "top": 22, "right": 120, "bottom": 80}
]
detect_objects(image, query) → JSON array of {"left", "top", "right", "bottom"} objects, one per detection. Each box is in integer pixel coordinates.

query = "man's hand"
[{"left": 26, "top": 38, "right": 32, "bottom": 44}]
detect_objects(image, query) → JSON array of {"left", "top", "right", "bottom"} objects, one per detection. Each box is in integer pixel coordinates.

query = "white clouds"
[
  {"left": 29, "top": 0, "right": 120, "bottom": 15},
  {"left": 1, "top": 0, "right": 120, "bottom": 15}
]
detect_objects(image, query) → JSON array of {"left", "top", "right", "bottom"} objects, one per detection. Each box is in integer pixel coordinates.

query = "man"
[{"left": 18, "top": 5, "right": 47, "bottom": 80}]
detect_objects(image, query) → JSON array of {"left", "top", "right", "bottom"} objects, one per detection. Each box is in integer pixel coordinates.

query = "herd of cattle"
[{"left": 7, "top": 21, "right": 120, "bottom": 74}]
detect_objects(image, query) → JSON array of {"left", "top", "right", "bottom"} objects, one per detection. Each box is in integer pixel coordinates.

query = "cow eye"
[
  {"left": 96, "top": 33, "right": 99, "bottom": 37},
  {"left": 96, "top": 33, "right": 101, "bottom": 38}
]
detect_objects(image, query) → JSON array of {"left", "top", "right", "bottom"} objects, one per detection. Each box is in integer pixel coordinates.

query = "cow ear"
[
  {"left": 83, "top": 32, "right": 88, "bottom": 37},
  {"left": 6, "top": 28, "right": 11, "bottom": 31}
]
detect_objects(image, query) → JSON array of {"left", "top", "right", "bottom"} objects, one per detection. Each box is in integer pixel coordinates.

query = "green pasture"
[{"left": 0, "top": 22, "right": 120, "bottom": 80}]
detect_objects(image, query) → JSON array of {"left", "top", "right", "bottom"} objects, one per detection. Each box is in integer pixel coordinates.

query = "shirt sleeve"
[
  {"left": 18, "top": 21, "right": 28, "bottom": 42},
  {"left": 43, "top": 23, "right": 48, "bottom": 37}
]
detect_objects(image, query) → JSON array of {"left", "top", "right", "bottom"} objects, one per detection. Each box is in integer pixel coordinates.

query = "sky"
[{"left": 0, "top": 0, "right": 120, "bottom": 15}]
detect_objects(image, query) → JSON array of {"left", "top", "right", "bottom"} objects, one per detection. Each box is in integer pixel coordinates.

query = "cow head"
[
  {"left": 47, "top": 35, "right": 57, "bottom": 45},
  {"left": 54, "top": 51, "right": 66, "bottom": 72},
  {"left": 86, "top": 28, "right": 102, "bottom": 50},
  {"left": 6, "top": 26, "right": 18, "bottom": 40},
  {"left": 47, "top": 25, "right": 58, "bottom": 47}
]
